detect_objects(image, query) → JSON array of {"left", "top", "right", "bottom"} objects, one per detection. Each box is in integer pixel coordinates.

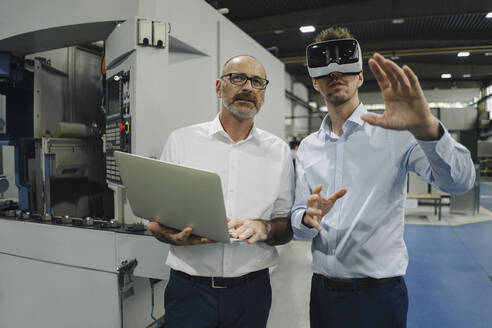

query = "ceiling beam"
[
  {"left": 290, "top": 62, "right": 492, "bottom": 92},
  {"left": 236, "top": 0, "right": 491, "bottom": 36},
  {"left": 296, "top": 77, "right": 485, "bottom": 94},
  {"left": 280, "top": 44, "right": 492, "bottom": 64},
  {"left": 361, "top": 63, "right": 492, "bottom": 79}
]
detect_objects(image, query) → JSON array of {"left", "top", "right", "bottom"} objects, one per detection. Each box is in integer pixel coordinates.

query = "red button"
[{"left": 119, "top": 123, "right": 125, "bottom": 132}]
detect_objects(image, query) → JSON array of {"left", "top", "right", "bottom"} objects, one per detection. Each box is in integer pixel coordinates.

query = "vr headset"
[{"left": 306, "top": 38, "right": 362, "bottom": 78}]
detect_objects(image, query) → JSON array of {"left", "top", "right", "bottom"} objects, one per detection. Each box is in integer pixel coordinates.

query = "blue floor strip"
[
  {"left": 404, "top": 225, "right": 492, "bottom": 328},
  {"left": 403, "top": 182, "right": 492, "bottom": 327}
]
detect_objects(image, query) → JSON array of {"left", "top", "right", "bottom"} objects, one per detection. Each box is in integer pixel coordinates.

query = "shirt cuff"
[
  {"left": 417, "top": 122, "right": 453, "bottom": 162},
  {"left": 291, "top": 208, "right": 319, "bottom": 241}
]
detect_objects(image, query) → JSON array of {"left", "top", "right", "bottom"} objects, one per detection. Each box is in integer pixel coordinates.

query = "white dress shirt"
[
  {"left": 292, "top": 103, "right": 475, "bottom": 279},
  {"left": 161, "top": 115, "right": 294, "bottom": 277}
]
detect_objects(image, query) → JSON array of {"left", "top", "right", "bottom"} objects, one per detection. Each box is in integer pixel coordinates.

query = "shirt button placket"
[{"left": 329, "top": 141, "right": 344, "bottom": 256}]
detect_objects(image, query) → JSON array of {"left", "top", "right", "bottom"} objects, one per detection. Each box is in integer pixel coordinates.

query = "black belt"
[
  {"left": 172, "top": 268, "right": 268, "bottom": 289},
  {"left": 313, "top": 273, "right": 401, "bottom": 291}
]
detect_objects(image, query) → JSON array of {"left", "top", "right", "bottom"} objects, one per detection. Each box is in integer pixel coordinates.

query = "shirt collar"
[
  {"left": 317, "top": 102, "right": 367, "bottom": 141},
  {"left": 208, "top": 113, "right": 260, "bottom": 144}
]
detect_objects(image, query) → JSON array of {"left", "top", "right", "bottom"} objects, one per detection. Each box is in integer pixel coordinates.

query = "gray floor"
[
  {"left": 405, "top": 205, "right": 492, "bottom": 225},
  {"left": 269, "top": 241, "right": 312, "bottom": 328}
]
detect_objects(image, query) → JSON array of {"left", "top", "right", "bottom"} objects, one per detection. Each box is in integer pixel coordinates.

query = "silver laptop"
[{"left": 114, "top": 151, "right": 232, "bottom": 243}]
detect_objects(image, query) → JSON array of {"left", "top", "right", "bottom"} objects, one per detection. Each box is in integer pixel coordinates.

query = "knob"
[
  {"left": 83, "top": 216, "right": 94, "bottom": 226},
  {"left": 62, "top": 214, "right": 72, "bottom": 224}
]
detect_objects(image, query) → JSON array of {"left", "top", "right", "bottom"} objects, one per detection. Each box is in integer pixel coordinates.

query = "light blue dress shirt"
[{"left": 291, "top": 103, "right": 475, "bottom": 278}]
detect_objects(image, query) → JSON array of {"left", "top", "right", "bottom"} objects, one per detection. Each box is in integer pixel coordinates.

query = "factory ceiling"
[{"left": 206, "top": 0, "right": 492, "bottom": 93}]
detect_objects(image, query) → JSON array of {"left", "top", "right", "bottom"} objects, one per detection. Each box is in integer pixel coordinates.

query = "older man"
[{"left": 148, "top": 55, "right": 294, "bottom": 328}]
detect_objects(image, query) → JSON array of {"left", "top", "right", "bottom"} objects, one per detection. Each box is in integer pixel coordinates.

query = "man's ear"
[
  {"left": 357, "top": 71, "right": 364, "bottom": 88},
  {"left": 216, "top": 79, "right": 222, "bottom": 98},
  {"left": 312, "top": 77, "right": 320, "bottom": 91}
]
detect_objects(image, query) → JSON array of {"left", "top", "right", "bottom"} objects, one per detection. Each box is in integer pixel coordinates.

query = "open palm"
[{"left": 361, "top": 53, "right": 441, "bottom": 140}]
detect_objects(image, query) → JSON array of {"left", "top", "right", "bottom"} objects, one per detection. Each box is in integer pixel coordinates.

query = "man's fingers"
[
  {"left": 312, "top": 221, "right": 322, "bottom": 232},
  {"left": 368, "top": 56, "right": 390, "bottom": 90},
  {"left": 360, "top": 113, "right": 388, "bottom": 128},
  {"left": 186, "top": 235, "right": 211, "bottom": 245},
  {"left": 304, "top": 206, "right": 323, "bottom": 232},
  {"left": 228, "top": 219, "right": 244, "bottom": 229},
  {"left": 147, "top": 226, "right": 169, "bottom": 243},
  {"left": 232, "top": 224, "right": 248, "bottom": 237},
  {"left": 327, "top": 188, "right": 347, "bottom": 202},
  {"left": 373, "top": 55, "right": 399, "bottom": 90},
  {"left": 174, "top": 226, "right": 193, "bottom": 242},
  {"left": 305, "top": 216, "right": 322, "bottom": 232},
  {"left": 384, "top": 59, "right": 411, "bottom": 90},
  {"left": 147, "top": 221, "right": 174, "bottom": 235},
  {"left": 246, "top": 232, "right": 262, "bottom": 244},
  {"left": 403, "top": 65, "right": 422, "bottom": 92},
  {"left": 312, "top": 184, "right": 322, "bottom": 195},
  {"left": 306, "top": 207, "right": 322, "bottom": 218},
  {"left": 307, "top": 194, "right": 320, "bottom": 208},
  {"left": 238, "top": 227, "right": 255, "bottom": 240},
  {"left": 147, "top": 221, "right": 160, "bottom": 233},
  {"left": 147, "top": 222, "right": 213, "bottom": 245}
]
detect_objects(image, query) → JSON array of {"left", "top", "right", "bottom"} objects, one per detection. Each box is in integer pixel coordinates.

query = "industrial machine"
[{"left": 0, "top": 18, "right": 171, "bottom": 328}]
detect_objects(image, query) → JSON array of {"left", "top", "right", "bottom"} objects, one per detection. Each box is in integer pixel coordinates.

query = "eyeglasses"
[{"left": 221, "top": 73, "right": 269, "bottom": 90}]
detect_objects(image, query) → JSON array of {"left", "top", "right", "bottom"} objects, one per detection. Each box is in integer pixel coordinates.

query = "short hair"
[
  {"left": 221, "top": 55, "right": 266, "bottom": 78},
  {"left": 314, "top": 27, "right": 354, "bottom": 43}
]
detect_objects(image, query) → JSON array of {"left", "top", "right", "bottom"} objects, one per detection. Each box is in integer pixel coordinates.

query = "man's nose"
[{"left": 241, "top": 78, "right": 255, "bottom": 91}]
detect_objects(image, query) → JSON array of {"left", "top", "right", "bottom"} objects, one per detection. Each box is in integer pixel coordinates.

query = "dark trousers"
[
  {"left": 164, "top": 269, "right": 272, "bottom": 328},
  {"left": 310, "top": 275, "right": 408, "bottom": 328}
]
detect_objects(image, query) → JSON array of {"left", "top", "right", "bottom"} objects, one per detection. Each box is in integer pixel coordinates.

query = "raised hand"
[
  {"left": 147, "top": 221, "right": 213, "bottom": 246},
  {"left": 303, "top": 185, "right": 347, "bottom": 231},
  {"left": 361, "top": 53, "right": 441, "bottom": 141}
]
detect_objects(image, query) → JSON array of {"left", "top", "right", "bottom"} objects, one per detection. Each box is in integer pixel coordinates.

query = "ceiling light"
[
  {"left": 462, "top": 74, "right": 472, "bottom": 78},
  {"left": 392, "top": 18, "right": 405, "bottom": 24},
  {"left": 300, "top": 26, "right": 316, "bottom": 33},
  {"left": 485, "top": 52, "right": 492, "bottom": 56},
  {"left": 486, "top": 12, "right": 492, "bottom": 18},
  {"left": 390, "top": 56, "right": 399, "bottom": 60},
  {"left": 273, "top": 30, "right": 284, "bottom": 34},
  {"left": 320, "top": 106, "right": 328, "bottom": 112},
  {"left": 457, "top": 52, "right": 470, "bottom": 57},
  {"left": 218, "top": 8, "right": 229, "bottom": 15},
  {"left": 441, "top": 73, "right": 452, "bottom": 79}
]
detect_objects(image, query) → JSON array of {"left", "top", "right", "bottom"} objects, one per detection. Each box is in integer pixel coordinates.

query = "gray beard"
[{"left": 223, "top": 100, "right": 258, "bottom": 119}]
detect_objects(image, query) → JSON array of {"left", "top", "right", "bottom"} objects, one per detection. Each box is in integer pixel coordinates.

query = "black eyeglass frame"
[{"left": 220, "top": 73, "right": 269, "bottom": 90}]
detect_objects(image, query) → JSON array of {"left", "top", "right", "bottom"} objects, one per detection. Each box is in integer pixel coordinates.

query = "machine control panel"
[{"left": 105, "top": 70, "right": 131, "bottom": 184}]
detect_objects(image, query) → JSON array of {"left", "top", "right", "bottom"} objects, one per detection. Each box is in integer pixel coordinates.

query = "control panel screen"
[{"left": 107, "top": 76, "right": 120, "bottom": 115}]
